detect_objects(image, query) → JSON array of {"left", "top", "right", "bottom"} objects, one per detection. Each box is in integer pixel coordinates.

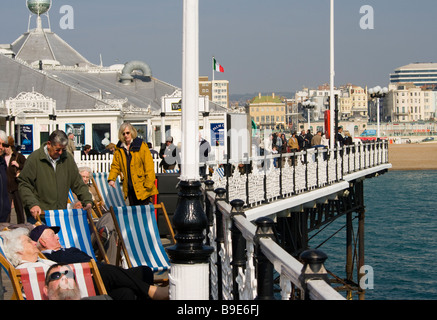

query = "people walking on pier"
[
  {"left": 298, "top": 130, "right": 307, "bottom": 150},
  {"left": 288, "top": 131, "right": 299, "bottom": 165},
  {"left": 336, "top": 127, "right": 345, "bottom": 147},
  {"left": 17, "top": 130, "right": 93, "bottom": 224},
  {"left": 3, "top": 136, "right": 26, "bottom": 224},
  {"left": 66, "top": 133, "right": 76, "bottom": 156},
  {"left": 0, "top": 130, "right": 11, "bottom": 222},
  {"left": 199, "top": 133, "right": 211, "bottom": 178},
  {"left": 311, "top": 130, "right": 323, "bottom": 147},
  {"left": 159, "top": 136, "right": 179, "bottom": 171},
  {"left": 108, "top": 122, "right": 158, "bottom": 206}
]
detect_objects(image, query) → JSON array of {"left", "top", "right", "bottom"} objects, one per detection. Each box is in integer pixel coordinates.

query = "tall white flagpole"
[
  {"left": 181, "top": 0, "right": 199, "bottom": 180},
  {"left": 167, "top": 0, "right": 213, "bottom": 301},
  {"left": 329, "top": 0, "right": 335, "bottom": 149}
]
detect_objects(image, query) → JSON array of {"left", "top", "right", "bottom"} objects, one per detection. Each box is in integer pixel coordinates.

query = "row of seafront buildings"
[{"left": 249, "top": 63, "right": 437, "bottom": 137}]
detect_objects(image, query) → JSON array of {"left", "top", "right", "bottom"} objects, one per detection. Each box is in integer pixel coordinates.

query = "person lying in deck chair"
[
  {"left": 44, "top": 263, "right": 112, "bottom": 300},
  {"left": 30, "top": 225, "right": 168, "bottom": 300}
]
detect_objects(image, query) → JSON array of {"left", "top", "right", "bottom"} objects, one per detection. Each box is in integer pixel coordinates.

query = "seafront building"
[
  {"left": 199, "top": 76, "right": 230, "bottom": 109},
  {"left": 389, "top": 62, "right": 437, "bottom": 87}
]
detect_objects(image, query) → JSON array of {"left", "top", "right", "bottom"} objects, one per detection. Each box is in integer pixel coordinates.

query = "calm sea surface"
[{"left": 308, "top": 170, "right": 437, "bottom": 300}]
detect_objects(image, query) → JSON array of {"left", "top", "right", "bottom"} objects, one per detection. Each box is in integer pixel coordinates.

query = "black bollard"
[{"left": 254, "top": 217, "right": 277, "bottom": 300}]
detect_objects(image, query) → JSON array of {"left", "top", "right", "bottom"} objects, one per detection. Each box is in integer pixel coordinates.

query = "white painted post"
[
  {"left": 166, "top": 0, "right": 213, "bottom": 300},
  {"left": 180, "top": 0, "right": 200, "bottom": 181},
  {"left": 329, "top": 0, "right": 335, "bottom": 149}
]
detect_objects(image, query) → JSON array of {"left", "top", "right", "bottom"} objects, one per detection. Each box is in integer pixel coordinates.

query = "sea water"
[{"left": 308, "top": 170, "right": 437, "bottom": 300}]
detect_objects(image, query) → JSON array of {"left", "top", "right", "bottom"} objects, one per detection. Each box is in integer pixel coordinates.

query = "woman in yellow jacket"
[{"left": 108, "top": 122, "right": 158, "bottom": 205}]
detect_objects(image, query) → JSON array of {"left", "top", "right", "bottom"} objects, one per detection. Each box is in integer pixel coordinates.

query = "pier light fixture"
[
  {"left": 302, "top": 100, "right": 317, "bottom": 130},
  {"left": 368, "top": 86, "right": 388, "bottom": 139}
]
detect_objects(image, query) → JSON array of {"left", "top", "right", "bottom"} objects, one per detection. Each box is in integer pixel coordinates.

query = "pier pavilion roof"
[{"left": 0, "top": 23, "right": 227, "bottom": 116}]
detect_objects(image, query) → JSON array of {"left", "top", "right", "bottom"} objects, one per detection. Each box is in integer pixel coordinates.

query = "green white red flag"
[{"left": 213, "top": 57, "right": 224, "bottom": 73}]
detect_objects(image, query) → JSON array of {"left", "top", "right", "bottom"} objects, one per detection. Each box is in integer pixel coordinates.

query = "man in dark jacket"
[
  {"left": 30, "top": 225, "right": 168, "bottom": 300},
  {"left": 0, "top": 130, "right": 11, "bottom": 222},
  {"left": 17, "top": 130, "right": 92, "bottom": 223}
]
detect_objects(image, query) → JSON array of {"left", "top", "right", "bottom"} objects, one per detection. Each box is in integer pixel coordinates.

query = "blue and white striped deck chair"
[
  {"left": 110, "top": 205, "right": 170, "bottom": 273},
  {"left": 93, "top": 172, "right": 126, "bottom": 209},
  {"left": 42, "top": 209, "right": 109, "bottom": 264},
  {"left": 67, "top": 189, "right": 75, "bottom": 209},
  {"left": 216, "top": 167, "right": 225, "bottom": 178},
  {"left": 164, "top": 169, "right": 179, "bottom": 173}
]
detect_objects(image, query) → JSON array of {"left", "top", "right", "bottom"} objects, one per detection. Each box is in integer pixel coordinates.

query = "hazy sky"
[{"left": 1, "top": 0, "right": 436, "bottom": 95}]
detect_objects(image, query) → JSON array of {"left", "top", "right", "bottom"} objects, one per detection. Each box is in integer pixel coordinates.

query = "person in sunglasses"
[
  {"left": 30, "top": 225, "right": 168, "bottom": 300},
  {"left": 44, "top": 263, "right": 82, "bottom": 300},
  {"left": 108, "top": 122, "right": 158, "bottom": 206},
  {"left": 44, "top": 263, "right": 113, "bottom": 300}
]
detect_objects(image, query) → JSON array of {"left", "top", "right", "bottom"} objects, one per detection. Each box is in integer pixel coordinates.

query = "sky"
[{"left": 1, "top": 0, "right": 436, "bottom": 96}]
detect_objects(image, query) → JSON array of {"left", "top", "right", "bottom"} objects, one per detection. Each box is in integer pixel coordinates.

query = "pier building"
[{"left": 0, "top": 3, "right": 229, "bottom": 155}]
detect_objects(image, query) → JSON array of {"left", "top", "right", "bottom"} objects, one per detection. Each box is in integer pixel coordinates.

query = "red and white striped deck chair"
[{"left": 18, "top": 261, "right": 106, "bottom": 300}]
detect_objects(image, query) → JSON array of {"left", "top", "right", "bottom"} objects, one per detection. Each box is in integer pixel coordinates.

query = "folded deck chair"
[
  {"left": 110, "top": 205, "right": 170, "bottom": 273},
  {"left": 19, "top": 260, "right": 107, "bottom": 300},
  {"left": 93, "top": 172, "right": 126, "bottom": 209},
  {"left": 41, "top": 209, "right": 109, "bottom": 264}
]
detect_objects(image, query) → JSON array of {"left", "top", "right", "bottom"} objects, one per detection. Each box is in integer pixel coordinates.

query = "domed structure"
[{"left": 27, "top": 0, "right": 52, "bottom": 16}]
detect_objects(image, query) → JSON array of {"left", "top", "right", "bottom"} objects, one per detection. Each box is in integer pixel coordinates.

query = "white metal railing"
[
  {"left": 207, "top": 140, "right": 389, "bottom": 206},
  {"left": 74, "top": 152, "right": 164, "bottom": 173},
  {"left": 205, "top": 189, "right": 345, "bottom": 300}
]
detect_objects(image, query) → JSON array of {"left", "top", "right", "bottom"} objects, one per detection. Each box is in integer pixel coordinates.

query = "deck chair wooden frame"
[
  {"left": 91, "top": 175, "right": 106, "bottom": 218},
  {"left": 109, "top": 204, "right": 172, "bottom": 274},
  {"left": 39, "top": 209, "right": 110, "bottom": 265}
]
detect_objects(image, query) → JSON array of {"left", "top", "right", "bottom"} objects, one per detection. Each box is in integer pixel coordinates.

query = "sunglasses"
[
  {"left": 122, "top": 131, "right": 130, "bottom": 136},
  {"left": 48, "top": 270, "right": 75, "bottom": 282},
  {"left": 1, "top": 143, "right": 9, "bottom": 148}
]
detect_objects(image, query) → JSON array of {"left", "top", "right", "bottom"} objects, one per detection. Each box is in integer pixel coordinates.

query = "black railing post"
[
  {"left": 214, "top": 187, "right": 227, "bottom": 300},
  {"left": 254, "top": 217, "right": 277, "bottom": 300},
  {"left": 230, "top": 199, "right": 246, "bottom": 300},
  {"left": 204, "top": 180, "right": 215, "bottom": 246},
  {"left": 299, "top": 249, "right": 329, "bottom": 300}
]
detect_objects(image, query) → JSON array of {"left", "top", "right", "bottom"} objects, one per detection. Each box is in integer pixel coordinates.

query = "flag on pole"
[{"left": 213, "top": 57, "right": 224, "bottom": 73}]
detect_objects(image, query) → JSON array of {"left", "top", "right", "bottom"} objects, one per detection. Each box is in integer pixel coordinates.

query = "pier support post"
[
  {"left": 254, "top": 217, "right": 276, "bottom": 300},
  {"left": 356, "top": 180, "right": 366, "bottom": 300},
  {"left": 230, "top": 199, "right": 246, "bottom": 300},
  {"left": 346, "top": 210, "right": 353, "bottom": 299}
]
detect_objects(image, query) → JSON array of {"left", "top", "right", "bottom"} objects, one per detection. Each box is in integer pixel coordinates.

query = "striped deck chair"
[
  {"left": 93, "top": 172, "right": 126, "bottom": 208},
  {"left": 41, "top": 209, "right": 109, "bottom": 264},
  {"left": 216, "top": 167, "right": 225, "bottom": 178},
  {"left": 110, "top": 205, "right": 170, "bottom": 273},
  {"left": 164, "top": 169, "right": 179, "bottom": 173},
  {"left": 19, "top": 261, "right": 106, "bottom": 300}
]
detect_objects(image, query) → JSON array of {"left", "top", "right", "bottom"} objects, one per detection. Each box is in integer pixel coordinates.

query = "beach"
[{"left": 388, "top": 142, "right": 437, "bottom": 170}]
